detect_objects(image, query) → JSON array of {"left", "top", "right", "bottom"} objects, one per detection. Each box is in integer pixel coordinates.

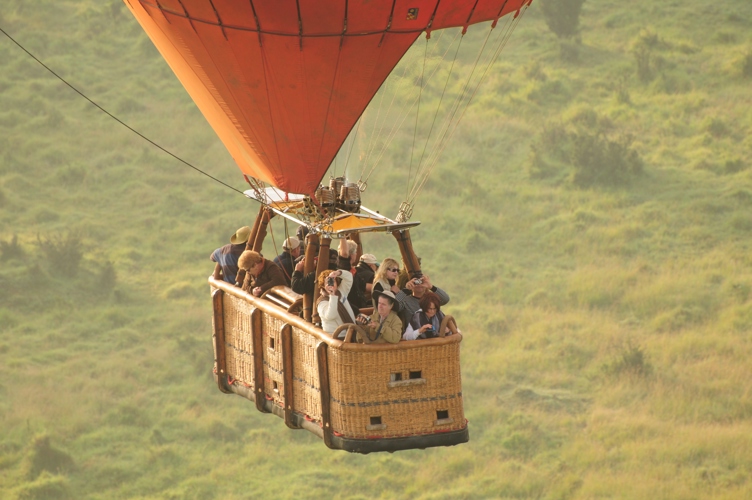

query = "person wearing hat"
[
  {"left": 355, "top": 253, "right": 378, "bottom": 295},
  {"left": 356, "top": 289, "right": 402, "bottom": 344},
  {"left": 273, "top": 236, "right": 301, "bottom": 286},
  {"left": 210, "top": 226, "right": 251, "bottom": 285}
]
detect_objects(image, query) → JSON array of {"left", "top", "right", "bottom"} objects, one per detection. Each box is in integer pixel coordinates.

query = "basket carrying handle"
[
  {"left": 332, "top": 323, "right": 367, "bottom": 343},
  {"left": 438, "top": 314, "right": 459, "bottom": 337}
]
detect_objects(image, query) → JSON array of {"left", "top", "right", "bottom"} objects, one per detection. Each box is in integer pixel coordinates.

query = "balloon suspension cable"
[
  {"left": 0, "top": 26, "right": 247, "bottom": 197},
  {"left": 359, "top": 29, "right": 462, "bottom": 188},
  {"left": 408, "top": 9, "right": 527, "bottom": 204},
  {"left": 343, "top": 114, "right": 363, "bottom": 178},
  {"left": 406, "top": 36, "right": 430, "bottom": 201}
]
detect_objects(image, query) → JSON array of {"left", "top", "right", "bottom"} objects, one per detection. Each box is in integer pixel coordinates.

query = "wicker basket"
[{"left": 210, "top": 278, "right": 467, "bottom": 452}]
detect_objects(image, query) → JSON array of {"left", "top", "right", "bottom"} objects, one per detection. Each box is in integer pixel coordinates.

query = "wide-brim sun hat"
[
  {"left": 230, "top": 226, "right": 251, "bottom": 244},
  {"left": 373, "top": 289, "right": 401, "bottom": 312}
]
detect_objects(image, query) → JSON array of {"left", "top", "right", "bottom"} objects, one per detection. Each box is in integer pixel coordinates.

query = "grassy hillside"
[{"left": 1, "top": 0, "right": 752, "bottom": 498}]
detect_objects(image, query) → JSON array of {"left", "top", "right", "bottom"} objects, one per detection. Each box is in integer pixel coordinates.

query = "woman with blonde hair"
[{"left": 371, "top": 257, "right": 401, "bottom": 309}]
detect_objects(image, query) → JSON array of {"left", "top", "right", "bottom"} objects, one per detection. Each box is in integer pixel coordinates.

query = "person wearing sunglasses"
[{"left": 371, "top": 258, "right": 402, "bottom": 310}]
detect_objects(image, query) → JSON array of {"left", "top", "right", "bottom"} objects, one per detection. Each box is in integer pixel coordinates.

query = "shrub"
[
  {"left": 631, "top": 30, "right": 667, "bottom": 84},
  {"left": 20, "top": 435, "right": 75, "bottom": 480},
  {"left": 603, "top": 342, "right": 652, "bottom": 377},
  {"left": 539, "top": 0, "right": 586, "bottom": 39},
  {"left": 742, "top": 52, "right": 752, "bottom": 79},
  {"left": 570, "top": 132, "right": 643, "bottom": 187},
  {"left": 1, "top": 234, "right": 25, "bottom": 261},
  {"left": 36, "top": 233, "right": 84, "bottom": 278}
]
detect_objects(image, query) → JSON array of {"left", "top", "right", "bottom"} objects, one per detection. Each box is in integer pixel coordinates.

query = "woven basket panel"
[
  {"left": 327, "top": 342, "right": 465, "bottom": 439},
  {"left": 223, "top": 294, "right": 255, "bottom": 387},
  {"left": 291, "top": 328, "right": 322, "bottom": 421},
  {"left": 262, "top": 314, "right": 285, "bottom": 406}
]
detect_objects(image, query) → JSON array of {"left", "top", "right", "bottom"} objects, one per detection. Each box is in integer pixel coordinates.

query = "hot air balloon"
[{"left": 125, "top": 0, "right": 532, "bottom": 453}]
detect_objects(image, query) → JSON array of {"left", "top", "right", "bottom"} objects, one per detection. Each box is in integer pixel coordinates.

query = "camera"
[
  {"left": 413, "top": 279, "right": 423, "bottom": 285},
  {"left": 356, "top": 313, "right": 369, "bottom": 324},
  {"left": 327, "top": 277, "right": 335, "bottom": 287}
]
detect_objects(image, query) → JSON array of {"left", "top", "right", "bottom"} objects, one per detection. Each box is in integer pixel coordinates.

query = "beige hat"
[
  {"left": 230, "top": 226, "right": 251, "bottom": 244},
  {"left": 359, "top": 253, "right": 378, "bottom": 265},
  {"left": 283, "top": 236, "right": 301, "bottom": 251}
]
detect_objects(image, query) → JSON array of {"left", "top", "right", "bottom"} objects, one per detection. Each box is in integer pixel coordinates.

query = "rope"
[
  {"left": 407, "top": 36, "right": 429, "bottom": 199},
  {"left": 360, "top": 29, "right": 462, "bottom": 187},
  {"left": 409, "top": 10, "right": 526, "bottom": 203},
  {"left": 0, "top": 25, "right": 248, "bottom": 196},
  {"left": 414, "top": 35, "right": 464, "bottom": 186}
]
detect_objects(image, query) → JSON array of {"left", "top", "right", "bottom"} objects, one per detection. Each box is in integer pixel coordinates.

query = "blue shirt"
[{"left": 211, "top": 243, "right": 245, "bottom": 284}]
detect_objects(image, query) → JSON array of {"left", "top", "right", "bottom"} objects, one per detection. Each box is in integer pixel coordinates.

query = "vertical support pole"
[
  {"left": 236, "top": 204, "right": 267, "bottom": 287},
  {"left": 303, "top": 233, "right": 319, "bottom": 322},
  {"left": 316, "top": 342, "right": 333, "bottom": 449},
  {"left": 313, "top": 236, "right": 332, "bottom": 324},
  {"left": 252, "top": 209, "right": 273, "bottom": 253},
  {"left": 392, "top": 229, "right": 422, "bottom": 279},
  {"left": 281, "top": 324, "right": 297, "bottom": 429},
  {"left": 246, "top": 204, "right": 266, "bottom": 251},
  {"left": 212, "top": 289, "right": 231, "bottom": 394},
  {"left": 251, "top": 309, "right": 270, "bottom": 413}
]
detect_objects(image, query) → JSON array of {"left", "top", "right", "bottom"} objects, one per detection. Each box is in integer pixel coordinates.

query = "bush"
[
  {"left": 36, "top": 232, "right": 83, "bottom": 278},
  {"left": 1, "top": 234, "right": 25, "bottom": 261},
  {"left": 539, "top": 0, "right": 586, "bottom": 39},
  {"left": 570, "top": 132, "right": 643, "bottom": 187},
  {"left": 742, "top": 52, "right": 752, "bottom": 79},
  {"left": 20, "top": 435, "right": 75, "bottom": 480},
  {"left": 631, "top": 30, "right": 667, "bottom": 84},
  {"left": 603, "top": 342, "right": 652, "bottom": 377}
]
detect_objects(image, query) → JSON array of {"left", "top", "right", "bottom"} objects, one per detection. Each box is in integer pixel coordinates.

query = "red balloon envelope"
[{"left": 125, "top": 0, "right": 530, "bottom": 195}]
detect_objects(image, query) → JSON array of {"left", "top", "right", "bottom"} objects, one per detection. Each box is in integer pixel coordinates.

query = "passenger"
[
  {"left": 355, "top": 253, "right": 378, "bottom": 298},
  {"left": 316, "top": 269, "right": 356, "bottom": 334},
  {"left": 291, "top": 257, "right": 314, "bottom": 295},
  {"left": 273, "top": 236, "right": 301, "bottom": 286},
  {"left": 371, "top": 258, "right": 402, "bottom": 309},
  {"left": 396, "top": 256, "right": 421, "bottom": 289},
  {"left": 395, "top": 274, "right": 450, "bottom": 326},
  {"left": 238, "top": 250, "right": 287, "bottom": 297},
  {"left": 337, "top": 238, "right": 367, "bottom": 311},
  {"left": 210, "top": 226, "right": 250, "bottom": 285},
  {"left": 296, "top": 225, "right": 310, "bottom": 252},
  {"left": 356, "top": 290, "right": 402, "bottom": 344},
  {"left": 403, "top": 291, "right": 452, "bottom": 340},
  {"left": 290, "top": 249, "right": 339, "bottom": 296}
]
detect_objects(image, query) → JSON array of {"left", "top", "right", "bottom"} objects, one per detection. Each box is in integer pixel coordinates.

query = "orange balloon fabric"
[{"left": 125, "top": 0, "right": 531, "bottom": 195}]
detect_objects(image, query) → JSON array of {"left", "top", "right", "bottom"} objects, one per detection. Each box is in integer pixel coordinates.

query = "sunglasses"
[{"left": 387, "top": 267, "right": 399, "bottom": 272}]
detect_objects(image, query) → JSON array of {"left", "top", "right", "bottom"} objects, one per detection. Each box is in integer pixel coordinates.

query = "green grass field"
[{"left": 2, "top": 0, "right": 752, "bottom": 498}]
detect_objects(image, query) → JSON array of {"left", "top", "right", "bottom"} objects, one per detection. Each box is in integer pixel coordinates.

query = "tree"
[{"left": 539, "top": 0, "right": 586, "bottom": 39}]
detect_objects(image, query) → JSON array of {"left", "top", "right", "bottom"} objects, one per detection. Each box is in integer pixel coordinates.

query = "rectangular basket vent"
[
  {"left": 435, "top": 409, "right": 453, "bottom": 426},
  {"left": 366, "top": 416, "right": 387, "bottom": 431},
  {"left": 390, "top": 373, "right": 403, "bottom": 382},
  {"left": 409, "top": 370, "right": 422, "bottom": 379},
  {"left": 269, "top": 337, "right": 275, "bottom": 350}
]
